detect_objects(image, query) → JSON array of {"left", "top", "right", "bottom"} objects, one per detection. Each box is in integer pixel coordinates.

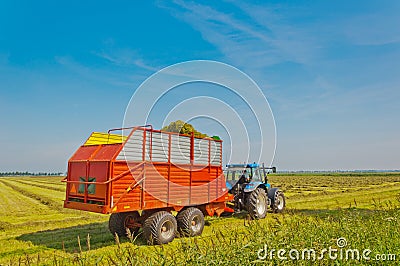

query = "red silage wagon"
[{"left": 64, "top": 125, "right": 232, "bottom": 244}]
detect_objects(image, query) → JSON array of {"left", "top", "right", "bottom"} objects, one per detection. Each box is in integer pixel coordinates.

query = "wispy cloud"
[
  {"left": 55, "top": 55, "right": 148, "bottom": 88},
  {"left": 161, "top": 0, "right": 400, "bottom": 74},
  {"left": 158, "top": 0, "right": 324, "bottom": 119},
  {"left": 160, "top": 0, "right": 318, "bottom": 69},
  {"left": 160, "top": 1, "right": 400, "bottom": 120},
  {"left": 94, "top": 48, "right": 160, "bottom": 72},
  {"left": 340, "top": 11, "right": 400, "bottom": 46},
  {"left": 54, "top": 39, "right": 161, "bottom": 87},
  {"left": 227, "top": 1, "right": 320, "bottom": 65},
  {"left": 159, "top": 1, "right": 281, "bottom": 67}
]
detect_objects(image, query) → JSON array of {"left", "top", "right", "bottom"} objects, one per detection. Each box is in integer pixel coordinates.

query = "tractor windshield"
[
  {"left": 225, "top": 167, "right": 263, "bottom": 182},
  {"left": 225, "top": 167, "right": 247, "bottom": 181},
  {"left": 250, "top": 168, "right": 263, "bottom": 182}
]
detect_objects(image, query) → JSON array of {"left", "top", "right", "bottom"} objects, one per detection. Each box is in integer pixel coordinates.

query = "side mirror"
[{"left": 271, "top": 167, "right": 276, "bottom": 173}]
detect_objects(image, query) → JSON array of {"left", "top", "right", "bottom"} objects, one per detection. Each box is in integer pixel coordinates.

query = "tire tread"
[
  {"left": 176, "top": 207, "right": 204, "bottom": 236},
  {"left": 143, "top": 211, "right": 176, "bottom": 245},
  {"left": 246, "top": 188, "right": 267, "bottom": 219}
]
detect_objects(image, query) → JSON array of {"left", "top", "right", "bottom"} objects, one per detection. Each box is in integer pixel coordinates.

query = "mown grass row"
[
  {"left": 0, "top": 181, "right": 54, "bottom": 222},
  {"left": 270, "top": 173, "right": 400, "bottom": 190},
  {"left": 0, "top": 178, "right": 106, "bottom": 239},
  {"left": 275, "top": 172, "right": 400, "bottom": 177},
  {"left": 0, "top": 180, "right": 64, "bottom": 211},
  {"left": 11, "top": 179, "right": 65, "bottom": 192},
  {"left": 24, "top": 176, "right": 65, "bottom": 184},
  {"left": 269, "top": 173, "right": 400, "bottom": 200}
]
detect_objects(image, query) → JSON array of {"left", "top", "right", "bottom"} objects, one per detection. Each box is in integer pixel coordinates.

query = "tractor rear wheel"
[
  {"left": 108, "top": 211, "right": 140, "bottom": 238},
  {"left": 176, "top": 207, "right": 205, "bottom": 237},
  {"left": 143, "top": 211, "right": 177, "bottom": 245},
  {"left": 269, "top": 189, "right": 286, "bottom": 213},
  {"left": 246, "top": 188, "right": 268, "bottom": 219}
]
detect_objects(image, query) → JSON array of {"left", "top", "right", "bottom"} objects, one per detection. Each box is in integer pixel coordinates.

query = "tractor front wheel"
[
  {"left": 176, "top": 207, "right": 205, "bottom": 237},
  {"left": 143, "top": 211, "right": 177, "bottom": 245},
  {"left": 246, "top": 188, "right": 268, "bottom": 219},
  {"left": 108, "top": 211, "right": 140, "bottom": 238}
]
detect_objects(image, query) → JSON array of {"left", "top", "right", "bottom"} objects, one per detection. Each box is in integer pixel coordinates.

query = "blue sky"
[{"left": 0, "top": 0, "right": 399, "bottom": 172}]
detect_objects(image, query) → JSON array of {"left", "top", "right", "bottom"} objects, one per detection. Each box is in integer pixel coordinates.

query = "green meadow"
[{"left": 0, "top": 173, "right": 399, "bottom": 265}]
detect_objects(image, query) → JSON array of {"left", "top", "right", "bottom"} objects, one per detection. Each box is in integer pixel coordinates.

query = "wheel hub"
[
  {"left": 160, "top": 220, "right": 174, "bottom": 239},
  {"left": 191, "top": 215, "right": 202, "bottom": 232}
]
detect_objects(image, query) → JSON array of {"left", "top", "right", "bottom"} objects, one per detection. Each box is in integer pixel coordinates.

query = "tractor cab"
[
  {"left": 224, "top": 163, "right": 284, "bottom": 217},
  {"left": 225, "top": 163, "right": 274, "bottom": 192}
]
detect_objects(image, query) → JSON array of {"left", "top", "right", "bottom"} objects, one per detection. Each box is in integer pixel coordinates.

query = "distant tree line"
[{"left": 0, "top": 171, "right": 65, "bottom": 177}]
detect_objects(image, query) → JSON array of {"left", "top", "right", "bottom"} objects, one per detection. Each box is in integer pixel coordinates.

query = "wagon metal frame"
[{"left": 64, "top": 125, "right": 232, "bottom": 217}]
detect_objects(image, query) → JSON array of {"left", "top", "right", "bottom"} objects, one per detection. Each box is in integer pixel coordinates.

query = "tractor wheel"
[
  {"left": 246, "top": 188, "right": 268, "bottom": 219},
  {"left": 108, "top": 211, "right": 140, "bottom": 238},
  {"left": 176, "top": 207, "right": 205, "bottom": 237},
  {"left": 143, "top": 211, "right": 177, "bottom": 245},
  {"left": 268, "top": 189, "right": 286, "bottom": 213}
]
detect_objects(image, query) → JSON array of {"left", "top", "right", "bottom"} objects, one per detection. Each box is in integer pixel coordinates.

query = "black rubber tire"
[
  {"left": 108, "top": 211, "right": 140, "bottom": 238},
  {"left": 269, "top": 189, "right": 286, "bottom": 213},
  {"left": 246, "top": 188, "right": 268, "bottom": 219},
  {"left": 176, "top": 207, "right": 205, "bottom": 237},
  {"left": 143, "top": 211, "right": 177, "bottom": 245}
]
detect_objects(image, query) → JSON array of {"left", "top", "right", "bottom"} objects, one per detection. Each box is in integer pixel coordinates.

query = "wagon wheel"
[
  {"left": 176, "top": 207, "right": 205, "bottom": 237},
  {"left": 143, "top": 211, "right": 177, "bottom": 245},
  {"left": 109, "top": 211, "right": 140, "bottom": 238}
]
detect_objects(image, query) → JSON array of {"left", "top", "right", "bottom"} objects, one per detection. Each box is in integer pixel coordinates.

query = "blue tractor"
[{"left": 225, "top": 163, "right": 285, "bottom": 219}]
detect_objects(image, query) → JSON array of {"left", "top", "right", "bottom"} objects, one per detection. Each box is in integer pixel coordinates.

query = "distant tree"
[{"left": 161, "top": 120, "right": 209, "bottom": 138}]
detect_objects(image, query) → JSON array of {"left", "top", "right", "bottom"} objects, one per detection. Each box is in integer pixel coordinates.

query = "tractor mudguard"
[{"left": 244, "top": 181, "right": 265, "bottom": 193}]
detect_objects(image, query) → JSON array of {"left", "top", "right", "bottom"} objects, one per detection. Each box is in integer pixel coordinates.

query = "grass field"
[{"left": 0, "top": 173, "right": 400, "bottom": 265}]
